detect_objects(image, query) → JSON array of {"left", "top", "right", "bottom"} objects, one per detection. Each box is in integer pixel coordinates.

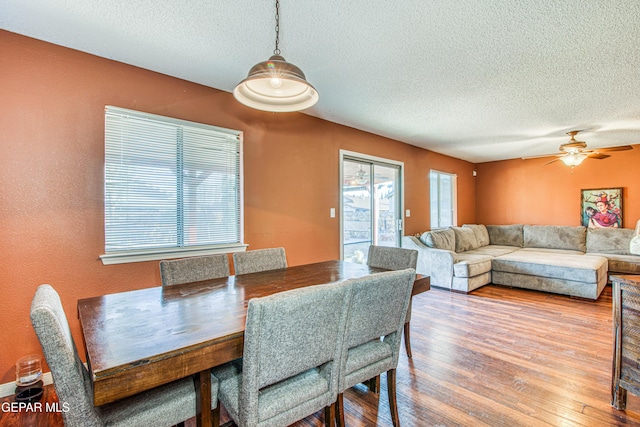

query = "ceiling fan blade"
[
  {"left": 522, "top": 153, "right": 563, "bottom": 160},
  {"left": 598, "top": 145, "right": 634, "bottom": 152},
  {"left": 588, "top": 153, "right": 610, "bottom": 159},
  {"left": 543, "top": 157, "right": 563, "bottom": 166}
]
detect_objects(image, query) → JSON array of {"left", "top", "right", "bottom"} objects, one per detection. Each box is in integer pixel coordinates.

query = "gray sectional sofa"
[{"left": 401, "top": 224, "right": 640, "bottom": 300}]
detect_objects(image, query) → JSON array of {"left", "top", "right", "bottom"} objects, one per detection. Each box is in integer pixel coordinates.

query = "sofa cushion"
[
  {"left": 492, "top": 251, "right": 607, "bottom": 283},
  {"left": 452, "top": 272, "right": 491, "bottom": 293},
  {"left": 465, "top": 245, "right": 520, "bottom": 257},
  {"left": 523, "top": 225, "right": 586, "bottom": 252},
  {"left": 453, "top": 253, "right": 493, "bottom": 278},
  {"left": 419, "top": 228, "right": 455, "bottom": 252},
  {"left": 486, "top": 224, "right": 524, "bottom": 247},
  {"left": 587, "top": 253, "right": 640, "bottom": 275},
  {"left": 463, "top": 224, "right": 490, "bottom": 247},
  {"left": 491, "top": 271, "right": 606, "bottom": 300},
  {"left": 518, "top": 247, "right": 584, "bottom": 255},
  {"left": 452, "top": 227, "right": 480, "bottom": 252},
  {"left": 586, "top": 227, "right": 634, "bottom": 255}
]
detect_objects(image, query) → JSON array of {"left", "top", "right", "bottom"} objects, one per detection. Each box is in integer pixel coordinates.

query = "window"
[
  {"left": 430, "top": 170, "right": 457, "bottom": 229},
  {"left": 100, "top": 106, "right": 244, "bottom": 265}
]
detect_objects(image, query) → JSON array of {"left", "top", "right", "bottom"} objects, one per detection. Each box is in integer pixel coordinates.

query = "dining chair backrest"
[
  {"left": 367, "top": 245, "right": 418, "bottom": 324},
  {"left": 344, "top": 268, "right": 415, "bottom": 351},
  {"left": 233, "top": 247, "right": 287, "bottom": 275},
  {"left": 239, "top": 281, "right": 351, "bottom": 426},
  {"left": 160, "top": 254, "right": 230, "bottom": 286},
  {"left": 367, "top": 245, "right": 418, "bottom": 271}
]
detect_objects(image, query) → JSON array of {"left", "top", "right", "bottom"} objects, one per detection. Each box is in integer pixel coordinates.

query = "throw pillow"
[
  {"left": 486, "top": 224, "right": 524, "bottom": 247},
  {"left": 420, "top": 228, "right": 456, "bottom": 252},
  {"left": 452, "top": 226, "right": 478, "bottom": 252},
  {"left": 586, "top": 227, "right": 634, "bottom": 255},
  {"left": 463, "top": 224, "right": 490, "bottom": 247},
  {"left": 524, "top": 225, "right": 586, "bottom": 252}
]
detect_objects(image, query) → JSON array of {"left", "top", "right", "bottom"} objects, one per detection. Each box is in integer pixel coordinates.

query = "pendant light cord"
[{"left": 274, "top": 0, "right": 281, "bottom": 55}]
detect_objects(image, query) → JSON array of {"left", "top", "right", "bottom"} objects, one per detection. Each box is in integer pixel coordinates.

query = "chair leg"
[
  {"left": 366, "top": 375, "right": 381, "bottom": 393},
  {"left": 404, "top": 321, "right": 412, "bottom": 358},
  {"left": 212, "top": 405, "right": 220, "bottom": 427},
  {"left": 387, "top": 369, "right": 400, "bottom": 427},
  {"left": 336, "top": 393, "right": 346, "bottom": 427},
  {"left": 325, "top": 402, "right": 337, "bottom": 427}
]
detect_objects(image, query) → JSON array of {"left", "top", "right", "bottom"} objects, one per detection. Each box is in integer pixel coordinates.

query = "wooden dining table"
[{"left": 77, "top": 260, "right": 430, "bottom": 427}]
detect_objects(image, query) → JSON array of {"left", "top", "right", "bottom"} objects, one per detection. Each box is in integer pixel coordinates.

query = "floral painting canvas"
[{"left": 581, "top": 188, "right": 622, "bottom": 228}]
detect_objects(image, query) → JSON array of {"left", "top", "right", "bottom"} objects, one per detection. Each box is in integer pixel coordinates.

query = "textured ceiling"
[{"left": 2, "top": 0, "right": 640, "bottom": 163}]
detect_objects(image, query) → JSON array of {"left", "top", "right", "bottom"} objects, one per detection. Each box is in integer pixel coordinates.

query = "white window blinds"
[{"left": 101, "top": 106, "right": 244, "bottom": 264}]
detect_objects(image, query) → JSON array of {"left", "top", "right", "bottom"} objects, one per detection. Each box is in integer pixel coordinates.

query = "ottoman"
[{"left": 491, "top": 250, "right": 608, "bottom": 300}]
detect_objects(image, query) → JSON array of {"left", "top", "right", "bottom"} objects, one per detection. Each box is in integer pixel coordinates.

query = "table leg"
[
  {"left": 195, "top": 370, "right": 212, "bottom": 427},
  {"left": 611, "top": 280, "right": 626, "bottom": 411},
  {"left": 612, "top": 381, "right": 627, "bottom": 410}
]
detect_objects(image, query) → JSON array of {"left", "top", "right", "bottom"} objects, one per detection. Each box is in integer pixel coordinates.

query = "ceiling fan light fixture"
[
  {"left": 354, "top": 166, "right": 368, "bottom": 185},
  {"left": 233, "top": 0, "right": 318, "bottom": 113},
  {"left": 560, "top": 152, "right": 587, "bottom": 166}
]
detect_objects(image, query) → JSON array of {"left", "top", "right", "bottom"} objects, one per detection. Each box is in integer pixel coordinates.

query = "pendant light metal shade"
[{"left": 234, "top": 55, "right": 318, "bottom": 112}]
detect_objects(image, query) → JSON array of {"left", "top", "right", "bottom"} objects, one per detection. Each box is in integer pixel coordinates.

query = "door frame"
[{"left": 339, "top": 150, "right": 405, "bottom": 261}]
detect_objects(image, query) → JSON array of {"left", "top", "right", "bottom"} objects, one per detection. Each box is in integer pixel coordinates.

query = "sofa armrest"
[
  {"left": 632, "top": 219, "right": 640, "bottom": 255},
  {"left": 401, "top": 236, "right": 456, "bottom": 289},
  {"left": 631, "top": 236, "right": 640, "bottom": 256}
]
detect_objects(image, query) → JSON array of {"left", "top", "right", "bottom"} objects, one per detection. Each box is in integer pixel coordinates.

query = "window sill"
[{"left": 100, "top": 244, "right": 248, "bottom": 265}]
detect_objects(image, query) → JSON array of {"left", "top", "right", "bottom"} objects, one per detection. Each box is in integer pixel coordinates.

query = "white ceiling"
[{"left": 2, "top": 0, "right": 640, "bottom": 163}]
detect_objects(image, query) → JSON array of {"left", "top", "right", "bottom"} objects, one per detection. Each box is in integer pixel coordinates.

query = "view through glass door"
[{"left": 341, "top": 155, "right": 402, "bottom": 264}]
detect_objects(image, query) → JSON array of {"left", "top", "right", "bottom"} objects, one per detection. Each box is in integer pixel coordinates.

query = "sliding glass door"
[{"left": 341, "top": 153, "right": 403, "bottom": 264}]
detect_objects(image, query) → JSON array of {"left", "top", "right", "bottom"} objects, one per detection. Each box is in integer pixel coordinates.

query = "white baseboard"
[{"left": 0, "top": 372, "right": 53, "bottom": 398}]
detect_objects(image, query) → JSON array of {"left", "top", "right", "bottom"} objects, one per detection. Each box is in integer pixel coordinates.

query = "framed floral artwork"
[{"left": 581, "top": 188, "right": 622, "bottom": 228}]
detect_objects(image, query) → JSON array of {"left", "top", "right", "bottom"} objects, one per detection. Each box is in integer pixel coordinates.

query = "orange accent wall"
[
  {"left": 476, "top": 150, "right": 640, "bottom": 227},
  {"left": 0, "top": 30, "right": 475, "bottom": 382}
]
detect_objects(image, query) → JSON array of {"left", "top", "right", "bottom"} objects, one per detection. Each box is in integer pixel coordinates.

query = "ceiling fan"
[{"left": 536, "top": 131, "right": 633, "bottom": 166}]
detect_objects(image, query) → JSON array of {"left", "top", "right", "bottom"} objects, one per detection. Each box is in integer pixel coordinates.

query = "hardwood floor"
[{"left": 3, "top": 284, "right": 640, "bottom": 426}]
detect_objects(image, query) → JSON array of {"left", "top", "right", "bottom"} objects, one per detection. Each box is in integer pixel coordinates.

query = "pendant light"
[{"left": 233, "top": 0, "right": 319, "bottom": 112}]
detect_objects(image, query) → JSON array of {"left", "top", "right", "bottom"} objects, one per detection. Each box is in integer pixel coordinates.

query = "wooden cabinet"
[{"left": 611, "top": 275, "right": 640, "bottom": 410}]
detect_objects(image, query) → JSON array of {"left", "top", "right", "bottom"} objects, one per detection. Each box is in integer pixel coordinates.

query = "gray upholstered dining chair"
[
  {"left": 30, "top": 284, "right": 220, "bottom": 427},
  {"left": 159, "top": 254, "right": 230, "bottom": 286},
  {"left": 211, "top": 280, "right": 352, "bottom": 427},
  {"left": 336, "top": 268, "right": 416, "bottom": 427},
  {"left": 367, "top": 245, "right": 418, "bottom": 358},
  {"left": 232, "top": 247, "right": 288, "bottom": 275}
]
